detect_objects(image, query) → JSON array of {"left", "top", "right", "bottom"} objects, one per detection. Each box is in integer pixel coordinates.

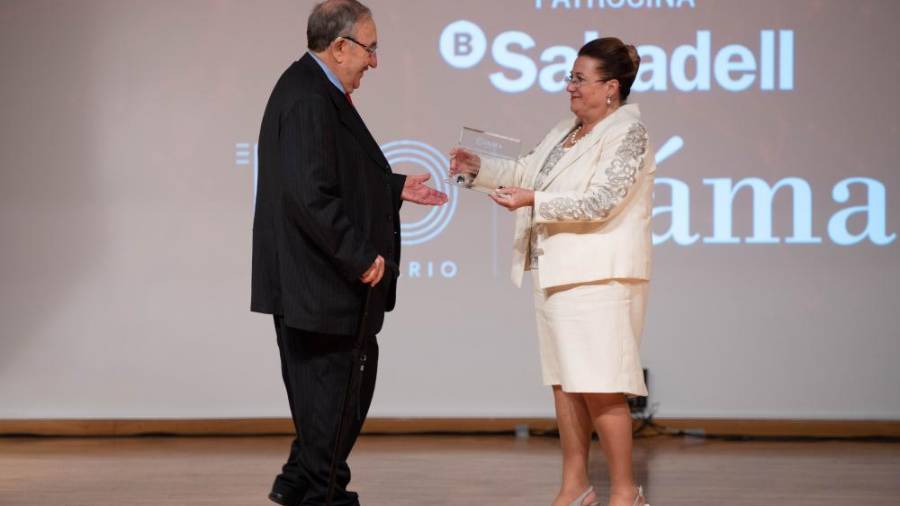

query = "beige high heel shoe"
[{"left": 569, "top": 485, "right": 600, "bottom": 506}]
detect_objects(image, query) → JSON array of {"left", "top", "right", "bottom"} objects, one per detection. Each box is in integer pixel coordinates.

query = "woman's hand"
[
  {"left": 449, "top": 147, "right": 481, "bottom": 177},
  {"left": 490, "top": 187, "right": 534, "bottom": 211}
]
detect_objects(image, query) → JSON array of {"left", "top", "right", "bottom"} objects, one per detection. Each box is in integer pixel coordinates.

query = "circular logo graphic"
[
  {"left": 439, "top": 20, "right": 487, "bottom": 69},
  {"left": 381, "top": 140, "right": 458, "bottom": 246}
]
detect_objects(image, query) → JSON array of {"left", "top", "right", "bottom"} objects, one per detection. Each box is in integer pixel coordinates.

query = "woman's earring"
[{"left": 606, "top": 96, "right": 612, "bottom": 106}]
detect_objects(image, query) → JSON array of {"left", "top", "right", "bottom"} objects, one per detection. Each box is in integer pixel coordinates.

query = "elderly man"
[{"left": 250, "top": 1, "right": 447, "bottom": 504}]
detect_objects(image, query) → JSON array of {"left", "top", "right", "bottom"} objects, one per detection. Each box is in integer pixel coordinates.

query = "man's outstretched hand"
[{"left": 402, "top": 173, "right": 449, "bottom": 206}]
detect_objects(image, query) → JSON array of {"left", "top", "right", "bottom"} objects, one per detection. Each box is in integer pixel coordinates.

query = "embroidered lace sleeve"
[{"left": 534, "top": 122, "right": 649, "bottom": 223}]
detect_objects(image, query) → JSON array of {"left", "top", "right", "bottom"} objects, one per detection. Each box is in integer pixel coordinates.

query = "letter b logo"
[
  {"left": 455, "top": 33, "right": 473, "bottom": 56},
  {"left": 440, "top": 20, "right": 486, "bottom": 69}
]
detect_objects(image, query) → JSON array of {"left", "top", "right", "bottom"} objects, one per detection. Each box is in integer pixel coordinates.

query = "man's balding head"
[{"left": 307, "top": 0, "right": 372, "bottom": 52}]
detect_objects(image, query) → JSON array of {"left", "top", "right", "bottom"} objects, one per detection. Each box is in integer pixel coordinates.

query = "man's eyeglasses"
[
  {"left": 339, "top": 35, "right": 377, "bottom": 56},
  {"left": 564, "top": 72, "right": 609, "bottom": 88}
]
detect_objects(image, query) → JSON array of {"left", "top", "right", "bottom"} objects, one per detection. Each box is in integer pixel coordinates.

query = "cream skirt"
[{"left": 532, "top": 270, "right": 649, "bottom": 395}]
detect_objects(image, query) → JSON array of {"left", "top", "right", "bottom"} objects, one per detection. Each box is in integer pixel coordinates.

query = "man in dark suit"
[{"left": 250, "top": 1, "right": 447, "bottom": 504}]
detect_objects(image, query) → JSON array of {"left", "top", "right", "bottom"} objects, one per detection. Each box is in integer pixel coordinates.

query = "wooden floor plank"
[
  {"left": 2, "top": 418, "right": 899, "bottom": 437},
  {"left": 1, "top": 435, "right": 899, "bottom": 505}
]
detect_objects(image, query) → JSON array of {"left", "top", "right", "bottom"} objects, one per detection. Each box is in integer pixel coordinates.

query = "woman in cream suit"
[{"left": 451, "top": 38, "right": 654, "bottom": 506}]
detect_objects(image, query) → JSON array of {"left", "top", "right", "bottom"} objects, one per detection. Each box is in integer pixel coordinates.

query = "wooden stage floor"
[{"left": 1, "top": 435, "right": 898, "bottom": 505}]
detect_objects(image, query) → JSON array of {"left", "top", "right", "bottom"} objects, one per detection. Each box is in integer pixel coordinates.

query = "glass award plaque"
[
  {"left": 459, "top": 126, "right": 521, "bottom": 160},
  {"left": 449, "top": 127, "right": 521, "bottom": 193}
]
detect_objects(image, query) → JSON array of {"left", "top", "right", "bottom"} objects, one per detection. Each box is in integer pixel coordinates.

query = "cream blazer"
[{"left": 473, "top": 104, "right": 656, "bottom": 289}]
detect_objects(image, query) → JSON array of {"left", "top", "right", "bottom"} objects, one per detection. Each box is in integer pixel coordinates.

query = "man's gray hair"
[{"left": 307, "top": 0, "right": 372, "bottom": 52}]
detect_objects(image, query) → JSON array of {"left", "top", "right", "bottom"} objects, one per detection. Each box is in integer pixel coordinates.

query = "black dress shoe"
[{"left": 268, "top": 491, "right": 292, "bottom": 505}]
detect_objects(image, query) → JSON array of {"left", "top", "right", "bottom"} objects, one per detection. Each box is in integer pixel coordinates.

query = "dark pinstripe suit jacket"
[{"left": 251, "top": 53, "right": 405, "bottom": 336}]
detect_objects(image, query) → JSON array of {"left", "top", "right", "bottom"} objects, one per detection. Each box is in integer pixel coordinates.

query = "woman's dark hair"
[{"left": 577, "top": 37, "right": 641, "bottom": 102}]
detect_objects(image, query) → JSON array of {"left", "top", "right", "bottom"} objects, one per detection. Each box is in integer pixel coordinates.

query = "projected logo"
[
  {"left": 236, "top": 140, "right": 458, "bottom": 247},
  {"left": 533, "top": 0, "right": 695, "bottom": 8},
  {"left": 655, "top": 135, "right": 683, "bottom": 165},
  {"left": 235, "top": 142, "right": 258, "bottom": 212},
  {"left": 380, "top": 140, "right": 459, "bottom": 246},
  {"left": 440, "top": 20, "right": 794, "bottom": 94}
]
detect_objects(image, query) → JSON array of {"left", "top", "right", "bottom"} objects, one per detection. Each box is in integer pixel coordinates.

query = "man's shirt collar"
[{"left": 309, "top": 52, "right": 346, "bottom": 94}]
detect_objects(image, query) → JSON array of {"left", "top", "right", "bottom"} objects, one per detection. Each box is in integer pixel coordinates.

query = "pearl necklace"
[
  {"left": 566, "top": 106, "right": 619, "bottom": 148},
  {"left": 565, "top": 124, "right": 584, "bottom": 148}
]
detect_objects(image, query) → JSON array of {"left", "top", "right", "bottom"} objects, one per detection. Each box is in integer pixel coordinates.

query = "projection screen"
[{"left": 0, "top": 0, "right": 897, "bottom": 420}]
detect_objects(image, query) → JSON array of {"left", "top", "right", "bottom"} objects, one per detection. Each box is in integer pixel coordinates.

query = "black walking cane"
[{"left": 326, "top": 259, "right": 398, "bottom": 506}]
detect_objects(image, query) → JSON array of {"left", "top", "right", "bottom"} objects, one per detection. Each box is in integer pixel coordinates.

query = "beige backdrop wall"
[{"left": 1, "top": 0, "right": 898, "bottom": 419}]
